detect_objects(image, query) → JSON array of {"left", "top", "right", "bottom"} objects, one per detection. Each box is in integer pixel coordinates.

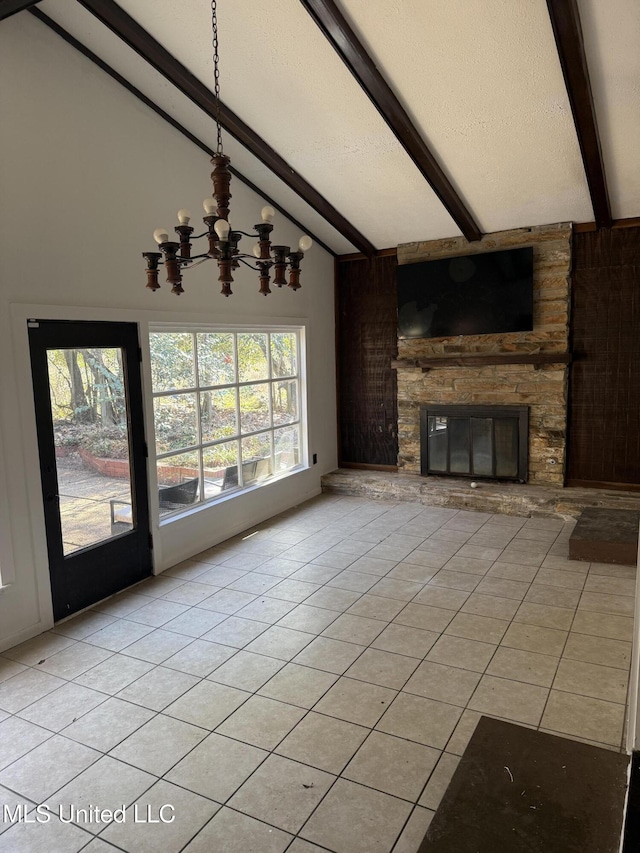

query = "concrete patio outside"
[{"left": 56, "top": 454, "right": 130, "bottom": 554}]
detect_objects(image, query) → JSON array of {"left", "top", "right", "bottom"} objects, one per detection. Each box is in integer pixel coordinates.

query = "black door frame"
[{"left": 28, "top": 319, "right": 152, "bottom": 620}]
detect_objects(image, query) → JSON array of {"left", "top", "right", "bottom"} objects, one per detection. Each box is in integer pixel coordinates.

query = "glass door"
[{"left": 29, "top": 320, "right": 152, "bottom": 620}]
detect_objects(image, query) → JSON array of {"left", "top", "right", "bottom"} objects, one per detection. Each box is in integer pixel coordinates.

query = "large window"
[{"left": 150, "top": 328, "right": 304, "bottom": 518}]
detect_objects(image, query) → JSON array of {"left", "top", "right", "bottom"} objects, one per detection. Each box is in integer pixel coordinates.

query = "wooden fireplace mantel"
[{"left": 391, "top": 352, "right": 572, "bottom": 372}]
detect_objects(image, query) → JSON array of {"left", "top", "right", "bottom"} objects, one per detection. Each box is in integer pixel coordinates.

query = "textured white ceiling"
[
  {"left": 578, "top": 0, "right": 640, "bottom": 219},
  {"left": 112, "top": 0, "right": 461, "bottom": 249},
  {"left": 37, "top": 0, "right": 358, "bottom": 253},
  {"left": 32, "top": 0, "right": 640, "bottom": 252},
  {"left": 338, "top": 0, "right": 594, "bottom": 232}
]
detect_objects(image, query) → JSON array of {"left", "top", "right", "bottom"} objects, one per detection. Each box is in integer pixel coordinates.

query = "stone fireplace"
[{"left": 395, "top": 223, "right": 572, "bottom": 486}]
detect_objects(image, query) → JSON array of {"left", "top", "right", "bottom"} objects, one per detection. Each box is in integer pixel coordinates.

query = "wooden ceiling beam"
[
  {"left": 300, "top": 0, "right": 482, "bottom": 243},
  {"left": 0, "top": 0, "right": 39, "bottom": 22},
  {"left": 77, "top": 0, "right": 375, "bottom": 256},
  {"left": 546, "top": 0, "right": 612, "bottom": 228},
  {"left": 574, "top": 216, "right": 640, "bottom": 233}
]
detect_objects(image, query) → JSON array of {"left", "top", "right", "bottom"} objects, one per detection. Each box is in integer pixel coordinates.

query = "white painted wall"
[
  {"left": 625, "top": 532, "right": 640, "bottom": 753},
  {"left": 0, "top": 14, "right": 337, "bottom": 652}
]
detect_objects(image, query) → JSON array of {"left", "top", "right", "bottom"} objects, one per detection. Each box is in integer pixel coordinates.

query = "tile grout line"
[
  {"left": 440, "top": 521, "right": 570, "bottom": 754},
  {"left": 0, "top": 497, "right": 633, "bottom": 851}
]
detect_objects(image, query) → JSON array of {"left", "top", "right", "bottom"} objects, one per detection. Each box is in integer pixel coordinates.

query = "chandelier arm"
[
  {"left": 237, "top": 257, "right": 264, "bottom": 270},
  {"left": 235, "top": 252, "right": 277, "bottom": 262},
  {"left": 183, "top": 257, "right": 211, "bottom": 269}
]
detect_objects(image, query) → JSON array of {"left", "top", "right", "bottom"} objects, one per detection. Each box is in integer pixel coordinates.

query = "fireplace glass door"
[{"left": 421, "top": 405, "right": 528, "bottom": 482}]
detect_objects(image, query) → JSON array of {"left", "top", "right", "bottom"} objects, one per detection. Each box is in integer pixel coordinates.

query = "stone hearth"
[{"left": 321, "top": 469, "right": 640, "bottom": 520}]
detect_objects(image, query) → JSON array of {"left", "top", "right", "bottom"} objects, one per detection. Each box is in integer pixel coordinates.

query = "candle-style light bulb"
[
  {"left": 177, "top": 208, "right": 192, "bottom": 225},
  {"left": 252, "top": 244, "right": 262, "bottom": 258},
  {"left": 261, "top": 205, "right": 275, "bottom": 223},
  {"left": 298, "top": 235, "right": 313, "bottom": 252},
  {"left": 153, "top": 228, "right": 170, "bottom": 244},
  {"left": 214, "top": 219, "right": 230, "bottom": 240},
  {"left": 202, "top": 198, "right": 217, "bottom": 215}
]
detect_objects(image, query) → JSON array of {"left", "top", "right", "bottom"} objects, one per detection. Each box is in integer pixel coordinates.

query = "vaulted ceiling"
[{"left": 5, "top": 0, "right": 640, "bottom": 255}]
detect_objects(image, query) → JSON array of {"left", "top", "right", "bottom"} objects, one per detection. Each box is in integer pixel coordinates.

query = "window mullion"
[
  {"left": 156, "top": 444, "right": 200, "bottom": 460},
  {"left": 152, "top": 386, "right": 198, "bottom": 397},
  {"left": 266, "top": 333, "right": 276, "bottom": 477},
  {"left": 193, "top": 332, "right": 205, "bottom": 503},
  {"left": 234, "top": 332, "right": 243, "bottom": 488}
]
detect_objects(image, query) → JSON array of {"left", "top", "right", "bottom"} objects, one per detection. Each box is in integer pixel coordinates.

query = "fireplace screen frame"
[{"left": 420, "top": 405, "right": 529, "bottom": 483}]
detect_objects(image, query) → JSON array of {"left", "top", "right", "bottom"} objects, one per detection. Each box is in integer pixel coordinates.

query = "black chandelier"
[{"left": 143, "top": 0, "right": 312, "bottom": 297}]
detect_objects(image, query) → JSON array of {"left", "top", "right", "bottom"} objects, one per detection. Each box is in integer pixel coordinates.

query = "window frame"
[
  {"left": 0, "top": 429, "right": 16, "bottom": 590},
  {"left": 149, "top": 323, "right": 307, "bottom": 523}
]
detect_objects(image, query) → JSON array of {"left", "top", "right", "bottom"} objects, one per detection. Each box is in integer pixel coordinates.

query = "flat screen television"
[{"left": 397, "top": 246, "right": 534, "bottom": 339}]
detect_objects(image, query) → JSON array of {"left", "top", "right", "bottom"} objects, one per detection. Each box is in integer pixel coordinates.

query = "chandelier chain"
[
  {"left": 211, "top": 0, "right": 223, "bottom": 155},
  {"left": 142, "top": 0, "right": 312, "bottom": 296}
]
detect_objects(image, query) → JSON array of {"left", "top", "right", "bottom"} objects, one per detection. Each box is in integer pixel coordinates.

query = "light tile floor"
[{"left": 0, "top": 494, "right": 635, "bottom": 852}]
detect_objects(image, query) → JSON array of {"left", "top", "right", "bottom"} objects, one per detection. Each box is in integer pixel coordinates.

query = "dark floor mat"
[{"left": 420, "top": 716, "right": 629, "bottom": 853}]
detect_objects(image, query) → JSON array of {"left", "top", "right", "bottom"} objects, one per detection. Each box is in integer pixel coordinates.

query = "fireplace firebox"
[{"left": 420, "top": 405, "right": 529, "bottom": 482}]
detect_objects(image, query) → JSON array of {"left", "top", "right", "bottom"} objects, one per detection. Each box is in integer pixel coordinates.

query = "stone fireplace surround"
[{"left": 395, "top": 223, "right": 572, "bottom": 486}]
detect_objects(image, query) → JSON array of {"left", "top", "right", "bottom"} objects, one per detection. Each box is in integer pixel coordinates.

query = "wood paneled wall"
[
  {"left": 335, "top": 228, "right": 640, "bottom": 487},
  {"left": 335, "top": 253, "right": 398, "bottom": 467},
  {"left": 568, "top": 227, "right": 640, "bottom": 487}
]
